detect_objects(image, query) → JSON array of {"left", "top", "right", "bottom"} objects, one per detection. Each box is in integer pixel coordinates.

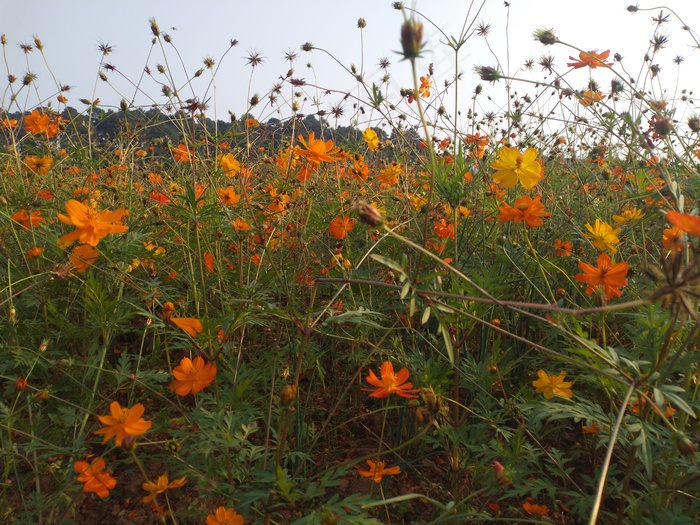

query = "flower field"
[{"left": 2, "top": 3, "right": 700, "bottom": 524}]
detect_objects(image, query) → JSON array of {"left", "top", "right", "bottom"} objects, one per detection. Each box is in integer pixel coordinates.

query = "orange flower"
[
  {"left": 74, "top": 457, "right": 117, "bottom": 498},
  {"left": 667, "top": 210, "right": 700, "bottom": 236},
  {"left": 12, "top": 209, "right": 44, "bottom": 228},
  {"left": 24, "top": 155, "right": 53, "bottom": 176},
  {"left": 294, "top": 132, "right": 342, "bottom": 164},
  {"left": 433, "top": 218, "right": 455, "bottom": 239},
  {"left": 142, "top": 473, "right": 187, "bottom": 503},
  {"left": 567, "top": 50, "right": 612, "bottom": 69},
  {"left": 170, "top": 356, "right": 217, "bottom": 395},
  {"left": 171, "top": 317, "right": 203, "bottom": 337},
  {"left": 1, "top": 118, "right": 18, "bottom": 128},
  {"left": 149, "top": 190, "right": 171, "bottom": 204},
  {"left": 172, "top": 143, "right": 192, "bottom": 162},
  {"left": 575, "top": 253, "right": 629, "bottom": 300},
  {"left": 94, "top": 401, "right": 152, "bottom": 446},
  {"left": 328, "top": 215, "right": 356, "bottom": 240},
  {"left": 357, "top": 459, "right": 401, "bottom": 483},
  {"left": 230, "top": 218, "right": 252, "bottom": 231},
  {"left": 522, "top": 501, "right": 550, "bottom": 516},
  {"left": 582, "top": 421, "right": 600, "bottom": 434},
  {"left": 553, "top": 239, "right": 572, "bottom": 257},
  {"left": 498, "top": 195, "right": 551, "bottom": 227},
  {"left": 532, "top": 370, "right": 573, "bottom": 399},
  {"left": 203, "top": 251, "right": 215, "bottom": 272},
  {"left": 218, "top": 186, "right": 241, "bottom": 205},
  {"left": 579, "top": 90, "right": 604, "bottom": 107},
  {"left": 364, "top": 361, "right": 420, "bottom": 399},
  {"left": 206, "top": 507, "right": 245, "bottom": 525},
  {"left": 70, "top": 244, "right": 100, "bottom": 273},
  {"left": 662, "top": 226, "right": 684, "bottom": 253},
  {"left": 24, "top": 109, "right": 53, "bottom": 136},
  {"left": 418, "top": 74, "right": 431, "bottom": 98},
  {"left": 57, "top": 199, "right": 128, "bottom": 247},
  {"left": 27, "top": 246, "right": 44, "bottom": 258}
]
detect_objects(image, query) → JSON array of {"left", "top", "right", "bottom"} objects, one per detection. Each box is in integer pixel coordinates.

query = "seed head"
[
  {"left": 149, "top": 18, "right": 160, "bottom": 37},
  {"left": 474, "top": 66, "right": 502, "bottom": 83}
]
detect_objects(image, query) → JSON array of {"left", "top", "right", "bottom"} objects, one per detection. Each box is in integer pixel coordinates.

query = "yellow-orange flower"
[
  {"left": 497, "top": 195, "right": 551, "bottom": 228},
  {"left": 357, "top": 459, "right": 401, "bottom": 483},
  {"left": 363, "top": 128, "right": 380, "bottom": 151},
  {"left": 418, "top": 74, "right": 431, "bottom": 98},
  {"left": 142, "top": 473, "right": 187, "bottom": 503},
  {"left": 171, "top": 317, "right": 203, "bottom": 337},
  {"left": 491, "top": 146, "right": 542, "bottom": 189},
  {"left": 328, "top": 215, "right": 356, "bottom": 240},
  {"left": 74, "top": 457, "right": 117, "bottom": 498},
  {"left": 579, "top": 90, "right": 604, "bottom": 107},
  {"left": 532, "top": 370, "right": 573, "bottom": 399},
  {"left": 667, "top": 210, "right": 700, "bottom": 236},
  {"left": 12, "top": 209, "right": 44, "bottom": 228},
  {"left": 567, "top": 49, "right": 612, "bottom": 69},
  {"left": 24, "top": 155, "right": 53, "bottom": 176},
  {"left": 57, "top": 199, "right": 128, "bottom": 247},
  {"left": 94, "top": 401, "right": 151, "bottom": 446},
  {"left": 206, "top": 507, "right": 245, "bottom": 525},
  {"left": 230, "top": 218, "right": 252, "bottom": 231},
  {"left": 575, "top": 253, "right": 629, "bottom": 300},
  {"left": 364, "top": 361, "right": 420, "bottom": 399},
  {"left": 294, "top": 132, "right": 342, "bottom": 164},
  {"left": 70, "top": 244, "right": 100, "bottom": 273},
  {"left": 662, "top": 226, "right": 684, "bottom": 253},
  {"left": 584, "top": 219, "right": 620, "bottom": 254},
  {"left": 433, "top": 219, "right": 455, "bottom": 239},
  {"left": 613, "top": 208, "right": 644, "bottom": 224},
  {"left": 218, "top": 153, "right": 241, "bottom": 176},
  {"left": 170, "top": 356, "right": 217, "bottom": 395},
  {"left": 218, "top": 186, "right": 241, "bottom": 205}
]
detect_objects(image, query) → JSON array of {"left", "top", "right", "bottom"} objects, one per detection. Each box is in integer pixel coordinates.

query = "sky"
[{"left": 2, "top": 0, "right": 699, "bottom": 132}]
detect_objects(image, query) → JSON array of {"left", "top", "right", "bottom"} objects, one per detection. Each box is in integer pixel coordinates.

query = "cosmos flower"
[
  {"left": 170, "top": 356, "right": 217, "bottom": 396},
  {"left": 74, "top": 457, "right": 117, "bottom": 498},
  {"left": 491, "top": 146, "right": 542, "bottom": 189},
  {"left": 532, "top": 370, "right": 573, "bottom": 399},
  {"left": 364, "top": 361, "right": 420, "bottom": 399},
  {"left": 567, "top": 49, "right": 612, "bottom": 69},
  {"left": 93, "top": 401, "right": 152, "bottom": 446},
  {"left": 574, "top": 253, "right": 629, "bottom": 300},
  {"left": 357, "top": 459, "right": 401, "bottom": 483},
  {"left": 57, "top": 199, "right": 128, "bottom": 247}
]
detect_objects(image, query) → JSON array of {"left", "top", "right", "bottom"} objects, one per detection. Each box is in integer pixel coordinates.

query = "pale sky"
[{"left": 2, "top": 0, "right": 699, "bottom": 131}]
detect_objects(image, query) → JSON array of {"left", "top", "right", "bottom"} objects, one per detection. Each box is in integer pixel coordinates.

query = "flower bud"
[
  {"left": 356, "top": 202, "right": 383, "bottom": 226},
  {"left": 474, "top": 66, "right": 502, "bottom": 83},
  {"left": 492, "top": 460, "right": 512, "bottom": 486},
  {"left": 688, "top": 116, "right": 700, "bottom": 133},
  {"left": 400, "top": 18, "right": 424, "bottom": 60},
  {"left": 280, "top": 385, "right": 297, "bottom": 406},
  {"left": 14, "top": 377, "right": 27, "bottom": 391},
  {"left": 627, "top": 5, "right": 639, "bottom": 12},
  {"left": 532, "top": 28, "right": 558, "bottom": 46},
  {"left": 357, "top": 18, "right": 366, "bottom": 29},
  {"left": 673, "top": 431, "right": 696, "bottom": 457},
  {"left": 653, "top": 117, "right": 674, "bottom": 137}
]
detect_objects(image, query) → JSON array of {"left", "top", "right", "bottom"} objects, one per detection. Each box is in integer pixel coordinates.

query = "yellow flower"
[
  {"left": 57, "top": 200, "right": 128, "bottom": 247},
  {"left": 218, "top": 153, "right": 241, "bottom": 176},
  {"left": 612, "top": 208, "right": 644, "bottom": 224},
  {"left": 362, "top": 128, "right": 380, "bottom": 151},
  {"left": 532, "top": 370, "right": 573, "bottom": 399},
  {"left": 584, "top": 219, "right": 620, "bottom": 254},
  {"left": 490, "top": 146, "right": 542, "bottom": 189}
]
